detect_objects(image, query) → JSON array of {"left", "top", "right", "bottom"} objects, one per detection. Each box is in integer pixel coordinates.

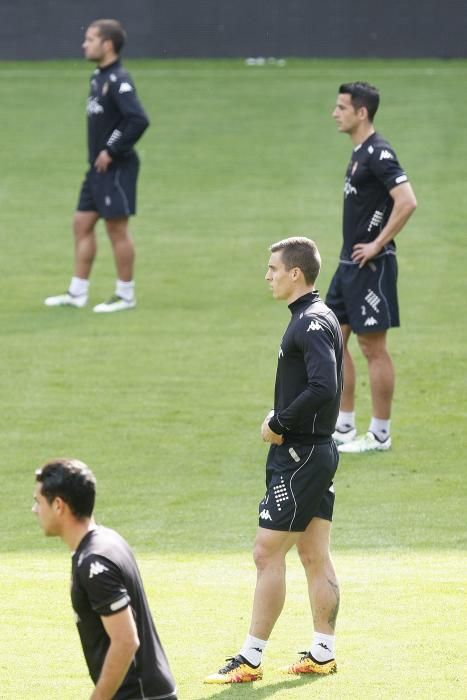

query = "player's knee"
[
  {"left": 252, "top": 541, "right": 281, "bottom": 572},
  {"left": 297, "top": 544, "right": 329, "bottom": 573},
  {"left": 73, "top": 212, "right": 96, "bottom": 238},
  {"left": 252, "top": 542, "right": 268, "bottom": 570},
  {"left": 358, "top": 335, "right": 387, "bottom": 361}
]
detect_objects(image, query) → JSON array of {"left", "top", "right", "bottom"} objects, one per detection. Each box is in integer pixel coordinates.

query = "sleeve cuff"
[{"left": 268, "top": 414, "right": 285, "bottom": 435}]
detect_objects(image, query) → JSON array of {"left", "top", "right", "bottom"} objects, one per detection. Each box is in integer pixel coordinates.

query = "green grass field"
[{"left": 0, "top": 58, "right": 466, "bottom": 699}]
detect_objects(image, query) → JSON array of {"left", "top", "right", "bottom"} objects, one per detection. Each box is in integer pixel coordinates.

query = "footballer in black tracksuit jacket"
[
  {"left": 78, "top": 59, "right": 149, "bottom": 218},
  {"left": 260, "top": 290, "right": 343, "bottom": 531},
  {"left": 86, "top": 59, "right": 149, "bottom": 164}
]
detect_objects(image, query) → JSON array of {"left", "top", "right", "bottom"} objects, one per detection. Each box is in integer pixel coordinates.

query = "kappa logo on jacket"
[
  {"left": 119, "top": 82, "right": 133, "bottom": 94},
  {"left": 88, "top": 560, "right": 109, "bottom": 579},
  {"left": 307, "top": 320, "right": 321, "bottom": 332}
]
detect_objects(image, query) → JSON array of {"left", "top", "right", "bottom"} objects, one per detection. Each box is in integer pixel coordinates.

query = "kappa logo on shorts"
[
  {"left": 364, "top": 316, "right": 378, "bottom": 327},
  {"left": 259, "top": 509, "right": 273, "bottom": 521},
  {"left": 88, "top": 561, "right": 109, "bottom": 579}
]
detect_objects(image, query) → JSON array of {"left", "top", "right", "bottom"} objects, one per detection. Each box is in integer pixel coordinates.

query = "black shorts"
[
  {"left": 325, "top": 253, "right": 399, "bottom": 334},
  {"left": 258, "top": 440, "right": 339, "bottom": 532},
  {"left": 77, "top": 155, "right": 139, "bottom": 219}
]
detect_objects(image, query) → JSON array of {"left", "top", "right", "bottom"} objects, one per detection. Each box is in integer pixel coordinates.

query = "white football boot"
[
  {"left": 332, "top": 427, "right": 357, "bottom": 446},
  {"left": 93, "top": 295, "right": 136, "bottom": 313},
  {"left": 44, "top": 292, "right": 87, "bottom": 308},
  {"left": 338, "top": 431, "right": 391, "bottom": 453}
]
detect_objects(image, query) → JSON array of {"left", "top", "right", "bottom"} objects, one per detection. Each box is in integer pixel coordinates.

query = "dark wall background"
[{"left": 1, "top": 0, "right": 466, "bottom": 60}]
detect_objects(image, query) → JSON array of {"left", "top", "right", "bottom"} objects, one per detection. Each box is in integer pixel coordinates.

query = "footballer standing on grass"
[
  {"left": 45, "top": 19, "right": 149, "bottom": 313},
  {"left": 328, "top": 82, "right": 417, "bottom": 452},
  {"left": 33, "top": 459, "right": 177, "bottom": 700},
  {"left": 205, "top": 237, "right": 343, "bottom": 683}
]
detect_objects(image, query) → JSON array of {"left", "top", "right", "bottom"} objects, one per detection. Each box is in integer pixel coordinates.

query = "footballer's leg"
[
  {"left": 339, "top": 330, "right": 393, "bottom": 452},
  {"left": 281, "top": 517, "right": 338, "bottom": 675},
  {"left": 73, "top": 210, "right": 99, "bottom": 279},
  {"left": 44, "top": 210, "right": 98, "bottom": 308},
  {"left": 105, "top": 217, "right": 135, "bottom": 283},
  {"left": 333, "top": 324, "right": 357, "bottom": 444},
  {"left": 249, "top": 527, "right": 299, "bottom": 639},
  {"left": 93, "top": 217, "right": 136, "bottom": 313},
  {"left": 358, "top": 330, "right": 394, "bottom": 423},
  {"left": 326, "top": 269, "right": 357, "bottom": 445},
  {"left": 204, "top": 528, "right": 298, "bottom": 684}
]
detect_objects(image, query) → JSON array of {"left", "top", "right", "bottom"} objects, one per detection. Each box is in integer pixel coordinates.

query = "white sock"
[
  {"left": 239, "top": 634, "right": 267, "bottom": 667},
  {"left": 68, "top": 277, "right": 89, "bottom": 297},
  {"left": 311, "top": 632, "right": 335, "bottom": 661},
  {"left": 336, "top": 410, "right": 355, "bottom": 432},
  {"left": 116, "top": 279, "right": 135, "bottom": 302},
  {"left": 369, "top": 417, "right": 390, "bottom": 442}
]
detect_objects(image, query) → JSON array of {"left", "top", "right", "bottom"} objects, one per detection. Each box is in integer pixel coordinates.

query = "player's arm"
[
  {"left": 268, "top": 321, "right": 338, "bottom": 434},
  {"left": 95, "top": 76, "right": 149, "bottom": 171},
  {"left": 352, "top": 181, "right": 417, "bottom": 266},
  {"left": 105, "top": 78, "right": 149, "bottom": 158},
  {"left": 89, "top": 606, "right": 140, "bottom": 700}
]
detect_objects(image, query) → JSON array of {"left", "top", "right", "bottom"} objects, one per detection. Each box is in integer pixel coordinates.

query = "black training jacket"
[
  {"left": 268, "top": 291, "right": 343, "bottom": 443},
  {"left": 86, "top": 59, "right": 149, "bottom": 163}
]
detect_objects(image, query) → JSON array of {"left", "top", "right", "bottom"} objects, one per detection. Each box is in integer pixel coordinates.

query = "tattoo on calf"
[{"left": 327, "top": 577, "right": 340, "bottom": 629}]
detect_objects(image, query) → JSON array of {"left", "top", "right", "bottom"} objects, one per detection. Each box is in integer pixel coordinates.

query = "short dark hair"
[
  {"left": 339, "top": 81, "right": 380, "bottom": 122},
  {"left": 90, "top": 19, "right": 126, "bottom": 54},
  {"left": 270, "top": 237, "right": 321, "bottom": 285},
  {"left": 35, "top": 459, "right": 96, "bottom": 519}
]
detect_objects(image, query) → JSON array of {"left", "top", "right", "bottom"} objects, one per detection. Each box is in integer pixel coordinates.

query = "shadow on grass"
[{"left": 192, "top": 673, "right": 327, "bottom": 700}]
